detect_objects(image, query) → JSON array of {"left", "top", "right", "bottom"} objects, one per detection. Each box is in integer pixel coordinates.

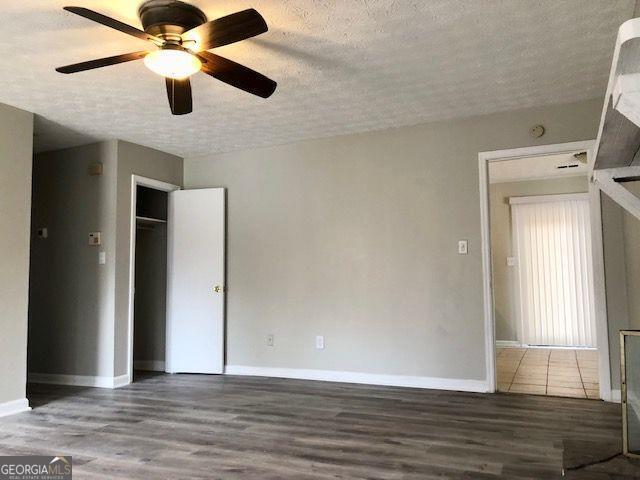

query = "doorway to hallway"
[{"left": 479, "top": 141, "right": 608, "bottom": 400}]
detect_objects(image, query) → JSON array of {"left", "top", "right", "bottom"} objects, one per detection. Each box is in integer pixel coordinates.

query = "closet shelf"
[{"left": 136, "top": 216, "right": 167, "bottom": 227}]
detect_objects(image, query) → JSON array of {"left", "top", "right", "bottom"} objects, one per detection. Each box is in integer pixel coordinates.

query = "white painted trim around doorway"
[
  {"left": 126, "top": 175, "right": 181, "bottom": 385},
  {"left": 478, "top": 140, "right": 613, "bottom": 401}
]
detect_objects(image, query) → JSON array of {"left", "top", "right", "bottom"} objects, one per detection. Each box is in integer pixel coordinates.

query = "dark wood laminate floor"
[{"left": 0, "top": 373, "right": 630, "bottom": 479}]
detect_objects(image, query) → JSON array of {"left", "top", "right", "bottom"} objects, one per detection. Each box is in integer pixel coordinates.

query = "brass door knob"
[{"left": 214, "top": 285, "right": 222, "bottom": 293}]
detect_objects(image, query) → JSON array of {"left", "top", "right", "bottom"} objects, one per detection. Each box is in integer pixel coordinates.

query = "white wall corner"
[
  {"left": 112, "top": 374, "right": 131, "bottom": 389},
  {"left": 29, "top": 373, "right": 130, "bottom": 389},
  {"left": 224, "top": 366, "right": 489, "bottom": 393},
  {"left": 611, "top": 389, "right": 622, "bottom": 403},
  {"left": 0, "top": 398, "right": 31, "bottom": 418}
]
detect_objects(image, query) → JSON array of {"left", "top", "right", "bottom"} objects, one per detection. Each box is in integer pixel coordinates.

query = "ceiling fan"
[{"left": 56, "top": 0, "right": 277, "bottom": 115}]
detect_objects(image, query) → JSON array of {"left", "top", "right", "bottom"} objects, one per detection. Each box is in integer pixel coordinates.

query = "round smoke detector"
[{"left": 529, "top": 125, "right": 545, "bottom": 138}]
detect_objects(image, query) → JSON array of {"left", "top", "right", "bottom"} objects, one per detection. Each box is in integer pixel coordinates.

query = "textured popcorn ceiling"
[{"left": 1, "top": 0, "right": 635, "bottom": 157}]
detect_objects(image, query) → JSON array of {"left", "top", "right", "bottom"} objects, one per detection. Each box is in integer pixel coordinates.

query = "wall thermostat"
[{"left": 88, "top": 232, "right": 101, "bottom": 246}]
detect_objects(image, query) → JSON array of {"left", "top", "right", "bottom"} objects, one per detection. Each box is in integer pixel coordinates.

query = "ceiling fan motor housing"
[{"left": 138, "top": 0, "right": 207, "bottom": 39}]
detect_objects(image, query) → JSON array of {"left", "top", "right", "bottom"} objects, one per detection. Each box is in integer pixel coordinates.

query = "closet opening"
[
  {"left": 133, "top": 186, "right": 168, "bottom": 381},
  {"left": 127, "top": 176, "right": 181, "bottom": 384}
]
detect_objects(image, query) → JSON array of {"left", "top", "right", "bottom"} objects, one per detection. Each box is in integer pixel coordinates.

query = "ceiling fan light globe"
[{"left": 144, "top": 49, "right": 202, "bottom": 79}]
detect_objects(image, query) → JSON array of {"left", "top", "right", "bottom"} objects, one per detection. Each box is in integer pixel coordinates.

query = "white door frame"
[
  {"left": 478, "top": 140, "right": 612, "bottom": 401},
  {"left": 126, "top": 175, "right": 181, "bottom": 384}
]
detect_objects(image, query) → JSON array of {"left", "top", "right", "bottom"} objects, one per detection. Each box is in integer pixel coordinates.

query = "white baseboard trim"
[
  {"left": 498, "top": 342, "right": 597, "bottom": 351},
  {"left": 224, "top": 366, "right": 489, "bottom": 393},
  {"left": 611, "top": 389, "right": 622, "bottom": 403},
  {"left": 0, "top": 398, "right": 31, "bottom": 418},
  {"left": 29, "top": 373, "right": 130, "bottom": 389},
  {"left": 112, "top": 374, "right": 130, "bottom": 388},
  {"left": 134, "top": 360, "right": 165, "bottom": 372},
  {"left": 496, "top": 340, "right": 522, "bottom": 348}
]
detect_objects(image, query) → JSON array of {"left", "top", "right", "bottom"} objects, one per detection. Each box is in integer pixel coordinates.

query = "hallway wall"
[{"left": 0, "top": 103, "right": 33, "bottom": 413}]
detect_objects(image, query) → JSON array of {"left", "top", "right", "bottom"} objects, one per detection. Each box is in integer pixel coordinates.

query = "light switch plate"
[
  {"left": 267, "top": 334, "right": 274, "bottom": 347},
  {"left": 507, "top": 256, "right": 516, "bottom": 266},
  {"left": 458, "top": 240, "right": 468, "bottom": 255},
  {"left": 88, "top": 232, "right": 101, "bottom": 246},
  {"left": 37, "top": 227, "right": 48, "bottom": 239},
  {"left": 98, "top": 251, "right": 106, "bottom": 265},
  {"left": 316, "top": 335, "right": 325, "bottom": 350}
]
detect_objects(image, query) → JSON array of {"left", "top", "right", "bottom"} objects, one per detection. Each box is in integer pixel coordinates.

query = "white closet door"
[
  {"left": 166, "top": 188, "right": 225, "bottom": 374},
  {"left": 511, "top": 194, "right": 596, "bottom": 347}
]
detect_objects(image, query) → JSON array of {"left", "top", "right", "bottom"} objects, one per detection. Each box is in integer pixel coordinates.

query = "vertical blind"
[{"left": 510, "top": 194, "right": 596, "bottom": 347}]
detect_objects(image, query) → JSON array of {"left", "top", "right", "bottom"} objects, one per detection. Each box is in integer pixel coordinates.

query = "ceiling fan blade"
[
  {"left": 63, "top": 7, "right": 163, "bottom": 45},
  {"left": 56, "top": 51, "right": 148, "bottom": 74},
  {"left": 183, "top": 9, "right": 268, "bottom": 51},
  {"left": 166, "top": 78, "right": 193, "bottom": 115},
  {"left": 198, "top": 51, "right": 277, "bottom": 99}
]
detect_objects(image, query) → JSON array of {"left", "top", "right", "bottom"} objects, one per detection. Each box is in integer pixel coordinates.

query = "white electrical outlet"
[
  {"left": 458, "top": 240, "right": 468, "bottom": 255},
  {"left": 507, "top": 256, "right": 516, "bottom": 267},
  {"left": 267, "top": 334, "right": 274, "bottom": 347},
  {"left": 316, "top": 335, "right": 325, "bottom": 350},
  {"left": 98, "top": 251, "right": 106, "bottom": 265}
]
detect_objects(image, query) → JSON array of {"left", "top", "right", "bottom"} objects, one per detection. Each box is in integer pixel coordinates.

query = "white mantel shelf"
[
  {"left": 593, "top": 18, "right": 640, "bottom": 172},
  {"left": 592, "top": 18, "right": 640, "bottom": 222}
]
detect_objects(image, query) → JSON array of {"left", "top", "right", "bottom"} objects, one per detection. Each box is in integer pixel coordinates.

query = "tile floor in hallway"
[{"left": 497, "top": 347, "right": 599, "bottom": 399}]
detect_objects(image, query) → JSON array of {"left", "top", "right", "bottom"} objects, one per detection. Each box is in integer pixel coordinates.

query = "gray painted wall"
[
  {"left": 489, "top": 176, "right": 589, "bottom": 342},
  {"left": 113, "top": 141, "right": 182, "bottom": 376},
  {"left": 622, "top": 182, "right": 640, "bottom": 330},
  {"left": 29, "top": 140, "right": 182, "bottom": 379},
  {"left": 599, "top": 181, "right": 640, "bottom": 391},
  {"left": 184, "top": 98, "right": 602, "bottom": 382},
  {"left": 0, "top": 104, "right": 33, "bottom": 405},
  {"left": 601, "top": 192, "right": 631, "bottom": 388},
  {"left": 29, "top": 142, "right": 119, "bottom": 377}
]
